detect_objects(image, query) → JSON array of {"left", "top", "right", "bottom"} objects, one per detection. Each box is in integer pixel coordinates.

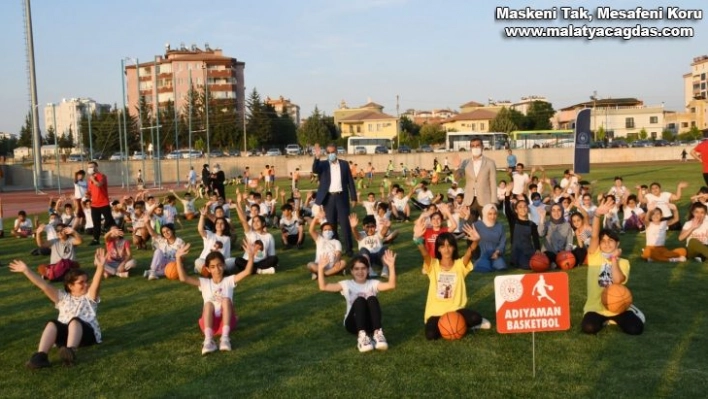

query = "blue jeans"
[{"left": 474, "top": 250, "right": 507, "bottom": 272}]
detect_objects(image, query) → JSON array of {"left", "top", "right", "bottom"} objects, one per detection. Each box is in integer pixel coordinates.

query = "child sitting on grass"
[
  {"left": 641, "top": 203, "right": 686, "bottom": 262},
  {"left": 9, "top": 248, "right": 106, "bottom": 368},
  {"left": 413, "top": 226, "right": 491, "bottom": 340},
  {"left": 317, "top": 250, "right": 397, "bottom": 352},
  {"left": 174, "top": 242, "right": 255, "bottom": 355}
]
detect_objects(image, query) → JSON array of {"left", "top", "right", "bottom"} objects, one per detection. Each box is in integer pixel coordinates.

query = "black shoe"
[
  {"left": 26, "top": 352, "right": 51, "bottom": 369},
  {"left": 89, "top": 240, "right": 100, "bottom": 246},
  {"left": 59, "top": 347, "right": 76, "bottom": 366}
]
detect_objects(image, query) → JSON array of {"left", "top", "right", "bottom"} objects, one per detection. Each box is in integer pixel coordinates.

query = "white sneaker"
[
  {"left": 368, "top": 268, "right": 378, "bottom": 278},
  {"left": 380, "top": 266, "right": 389, "bottom": 278},
  {"left": 669, "top": 256, "right": 687, "bottom": 262},
  {"left": 148, "top": 272, "right": 159, "bottom": 280},
  {"left": 357, "top": 331, "right": 374, "bottom": 353},
  {"left": 628, "top": 304, "right": 646, "bottom": 323},
  {"left": 143, "top": 270, "right": 150, "bottom": 278},
  {"left": 695, "top": 257, "right": 703, "bottom": 262},
  {"left": 373, "top": 329, "right": 388, "bottom": 351},
  {"left": 473, "top": 318, "right": 492, "bottom": 330},
  {"left": 202, "top": 339, "right": 217, "bottom": 355},
  {"left": 257, "top": 267, "right": 276, "bottom": 275},
  {"left": 311, "top": 273, "right": 317, "bottom": 280},
  {"left": 219, "top": 337, "right": 231, "bottom": 351},
  {"left": 116, "top": 272, "right": 129, "bottom": 278}
]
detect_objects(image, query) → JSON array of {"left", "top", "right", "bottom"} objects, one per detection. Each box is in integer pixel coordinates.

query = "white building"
[
  {"left": 43, "top": 98, "right": 111, "bottom": 149},
  {"left": 511, "top": 96, "right": 549, "bottom": 115}
]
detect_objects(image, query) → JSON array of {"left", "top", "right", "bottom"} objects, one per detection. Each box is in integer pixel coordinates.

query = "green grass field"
[{"left": 1, "top": 162, "right": 708, "bottom": 398}]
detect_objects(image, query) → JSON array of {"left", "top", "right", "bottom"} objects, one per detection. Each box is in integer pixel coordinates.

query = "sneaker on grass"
[
  {"left": 257, "top": 267, "right": 276, "bottom": 275},
  {"left": 202, "top": 339, "right": 218, "bottom": 355},
  {"left": 473, "top": 318, "right": 492, "bottom": 330},
  {"left": 357, "top": 331, "right": 374, "bottom": 353},
  {"left": 219, "top": 337, "right": 232, "bottom": 351},
  {"left": 26, "top": 352, "right": 51, "bottom": 369},
  {"left": 58, "top": 346, "right": 76, "bottom": 366},
  {"left": 628, "top": 304, "right": 646, "bottom": 324},
  {"left": 373, "top": 329, "right": 388, "bottom": 351}
]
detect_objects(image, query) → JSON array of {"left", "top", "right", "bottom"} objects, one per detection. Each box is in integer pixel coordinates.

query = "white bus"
[
  {"left": 346, "top": 137, "right": 393, "bottom": 155},
  {"left": 445, "top": 131, "right": 509, "bottom": 151}
]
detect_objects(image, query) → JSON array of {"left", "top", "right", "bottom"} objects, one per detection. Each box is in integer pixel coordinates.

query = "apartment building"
[
  {"left": 334, "top": 100, "right": 398, "bottom": 139},
  {"left": 43, "top": 98, "right": 111, "bottom": 148},
  {"left": 265, "top": 95, "right": 300, "bottom": 126},
  {"left": 125, "top": 43, "right": 245, "bottom": 120},
  {"left": 554, "top": 98, "right": 665, "bottom": 139},
  {"left": 666, "top": 55, "right": 708, "bottom": 134}
]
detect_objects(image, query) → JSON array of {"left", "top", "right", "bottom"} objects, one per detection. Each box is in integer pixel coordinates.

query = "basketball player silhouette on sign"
[{"left": 532, "top": 275, "right": 556, "bottom": 304}]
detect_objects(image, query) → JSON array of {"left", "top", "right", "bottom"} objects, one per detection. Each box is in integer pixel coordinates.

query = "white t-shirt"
[
  {"left": 447, "top": 187, "right": 464, "bottom": 199},
  {"left": 338, "top": 279, "right": 380, "bottom": 322},
  {"left": 646, "top": 221, "right": 667, "bottom": 246},
  {"left": 163, "top": 204, "right": 178, "bottom": 224},
  {"left": 416, "top": 189, "right": 434, "bottom": 205},
  {"left": 56, "top": 291, "right": 101, "bottom": 343},
  {"left": 198, "top": 231, "right": 232, "bottom": 260},
  {"left": 48, "top": 237, "right": 77, "bottom": 264},
  {"left": 242, "top": 230, "right": 276, "bottom": 260},
  {"left": 14, "top": 219, "right": 33, "bottom": 234},
  {"left": 199, "top": 276, "right": 235, "bottom": 317},
  {"left": 153, "top": 237, "right": 185, "bottom": 261},
  {"left": 511, "top": 172, "right": 530, "bottom": 195},
  {"left": 393, "top": 195, "right": 409, "bottom": 211},
  {"left": 682, "top": 218, "right": 708, "bottom": 246},
  {"left": 315, "top": 235, "right": 342, "bottom": 265},
  {"left": 74, "top": 180, "right": 88, "bottom": 199},
  {"left": 357, "top": 232, "right": 384, "bottom": 253},
  {"left": 328, "top": 161, "right": 343, "bottom": 193},
  {"left": 180, "top": 199, "right": 196, "bottom": 214},
  {"left": 280, "top": 215, "right": 300, "bottom": 235},
  {"left": 622, "top": 205, "right": 644, "bottom": 221},
  {"left": 645, "top": 192, "right": 672, "bottom": 217},
  {"left": 362, "top": 201, "right": 377, "bottom": 216}
]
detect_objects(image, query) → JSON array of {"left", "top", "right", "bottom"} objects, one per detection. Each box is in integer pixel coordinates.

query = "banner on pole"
[
  {"left": 573, "top": 108, "right": 591, "bottom": 174},
  {"left": 494, "top": 273, "right": 571, "bottom": 334}
]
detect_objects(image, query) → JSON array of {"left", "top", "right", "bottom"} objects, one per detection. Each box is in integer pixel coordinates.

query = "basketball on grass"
[
  {"left": 529, "top": 253, "right": 550, "bottom": 272},
  {"left": 602, "top": 284, "right": 633, "bottom": 313},
  {"left": 438, "top": 311, "right": 467, "bottom": 340},
  {"left": 556, "top": 251, "right": 577, "bottom": 270},
  {"left": 164, "top": 262, "right": 179, "bottom": 280}
]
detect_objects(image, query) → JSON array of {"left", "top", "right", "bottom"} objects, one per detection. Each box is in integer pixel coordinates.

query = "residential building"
[
  {"left": 441, "top": 109, "right": 498, "bottom": 132},
  {"left": 43, "top": 98, "right": 111, "bottom": 148},
  {"left": 334, "top": 100, "right": 398, "bottom": 139},
  {"left": 460, "top": 99, "right": 511, "bottom": 114},
  {"left": 667, "top": 56, "right": 708, "bottom": 134},
  {"left": 511, "top": 96, "right": 549, "bottom": 115},
  {"left": 400, "top": 108, "right": 458, "bottom": 125},
  {"left": 125, "top": 43, "right": 245, "bottom": 120},
  {"left": 554, "top": 98, "right": 665, "bottom": 139},
  {"left": 265, "top": 95, "right": 300, "bottom": 126},
  {"left": 0, "top": 132, "right": 15, "bottom": 140}
]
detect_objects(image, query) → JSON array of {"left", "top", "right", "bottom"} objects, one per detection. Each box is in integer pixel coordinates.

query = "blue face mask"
[
  {"left": 322, "top": 230, "right": 334, "bottom": 240},
  {"left": 328, "top": 153, "right": 337, "bottom": 163},
  {"left": 532, "top": 200, "right": 541, "bottom": 206}
]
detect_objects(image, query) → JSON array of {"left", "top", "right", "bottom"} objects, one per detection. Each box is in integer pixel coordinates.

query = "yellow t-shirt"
[
  {"left": 583, "top": 249, "right": 631, "bottom": 316},
  {"left": 423, "top": 258, "right": 473, "bottom": 322}
]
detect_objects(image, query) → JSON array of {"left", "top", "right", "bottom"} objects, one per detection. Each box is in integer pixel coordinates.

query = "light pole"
[
  {"left": 52, "top": 104, "right": 61, "bottom": 192},
  {"left": 202, "top": 62, "right": 211, "bottom": 165},
  {"left": 86, "top": 102, "right": 93, "bottom": 160},
  {"left": 243, "top": 86, "right": 247, "bottom": 152},
  {"left": 121, "top": 57, "right": 134, "bottom": 190},
  {"left": 188, "top": 67, "right": 193, "bottom": 169},
  {"left": 172, "top": 59, "right": 180, "bottom": 188},
  {"left": 152, "top": 55, "right": 161, "bottom": 188},
  {"left": 135, "top": 57, "right": 147, "bottom": 178},
  {"left": 590, "top": 91, "right": 597, "bottom": 140}
]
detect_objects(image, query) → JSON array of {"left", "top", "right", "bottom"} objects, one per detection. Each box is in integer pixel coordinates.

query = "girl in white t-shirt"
[
  {"left": 306, "top": 215, "right": 346, "bottom": 279},
  {"left": 678, "top": 202, "right": 708, "bottom": 261},
  {"left": 10, "top": 248, "right": 106, "bottom": 368},
  {"left": 195, "top": 206, "right": 236, "bottom": 274},
  {"left": 144, "top": 220, "right": 185, "bottom": 280},
  {"left": 174, "top": 242, "right": 255, "bottom": 355},
  {"left": 317, "top": 250, "right": 397, "bottom": 353},
  {"left": 642, "top": 203, "right": 686, "bottom": 262}
]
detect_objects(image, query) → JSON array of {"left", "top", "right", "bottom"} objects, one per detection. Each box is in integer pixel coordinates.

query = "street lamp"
[
  {"left": 202, "top": 62, "right": 211, "bottom": 165},
  {"left": 120, "top": 57, "right": 137, "bottom": 190}
]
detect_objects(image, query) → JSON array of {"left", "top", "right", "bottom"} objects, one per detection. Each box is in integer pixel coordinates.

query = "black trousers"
[
  {"left": 581, "top": 310, "right": 644, "bottom": 335},
  {"left": 425, "top": 308, "right": 482, "bottom": 340},
  {"left": 323, "top": 192, "right": 353, "bottom": 253},
  {"left": 344, "top": 296, "right": 382, "bottom": 335},
  {"left": 91, "top": 205, "right": 115, "bottom": 242},
  {"left": 235, "top": 255, "right": 279, "bottom": 274}
]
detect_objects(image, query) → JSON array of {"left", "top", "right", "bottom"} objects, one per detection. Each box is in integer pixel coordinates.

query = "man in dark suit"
[{"left": 312, "top": 143, "right": 357, "bottom": 255}]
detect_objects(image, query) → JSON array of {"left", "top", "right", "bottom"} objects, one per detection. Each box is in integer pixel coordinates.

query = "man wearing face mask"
[
  {"left": 312, "top": 143, "right": 357, "bottom": 256},
  {"left": 454, "top": 137, "right": 497, "bottom": 222},
  {"left": 86, "top": 161, "right": 115, "bottom": 245}
]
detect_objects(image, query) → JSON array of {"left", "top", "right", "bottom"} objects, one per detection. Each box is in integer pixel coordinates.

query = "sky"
[{"left": 0, "top": 0, "right": 705, "bottom": 136}]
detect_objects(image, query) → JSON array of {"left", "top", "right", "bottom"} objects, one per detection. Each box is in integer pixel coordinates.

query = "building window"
[
  {"left": 692, "top": 121, "right": 696, "bottom": 127},
  {"left": 471, "top": 123, "right": 476, "bottom": 130},
  {"left": 356, "top": 126, "right": 361, "bottom": 133},
  {"left": 625, "top": 117, "right": 635, "bottom": 128},
  {"left": 651, "top": 132, "right": 657, "bottom": 139},
  {"left": 368, "top": 124, "right": 373, "bottom": 132},
  {"left": 480, "top": 123, "right": 485, "bottom": 130},
  {"left": 649, "top": 116, "right": 658, "bottom": 124},
  {"left": 668, "top": 123, "right": 676, "bottom": 129},
  {"left": 682, "top": 122, "right": 689, "bottom": 128}
]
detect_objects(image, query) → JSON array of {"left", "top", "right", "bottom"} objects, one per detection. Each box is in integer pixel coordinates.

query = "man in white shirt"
[{"left": 510, "top": 163, "right": 530, "bottom": 196}]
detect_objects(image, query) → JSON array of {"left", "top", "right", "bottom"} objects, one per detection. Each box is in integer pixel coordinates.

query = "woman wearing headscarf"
[
  {"left": 538, "top": 203, "right": 574, "bottom": 267},
  {"left": 472, "top": 204, "right": 507, "bottom": 272}
]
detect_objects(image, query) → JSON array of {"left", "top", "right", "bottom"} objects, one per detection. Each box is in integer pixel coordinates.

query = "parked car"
[
  {"left": 285, "top": 144, "right": 301, "bottom": 156},
  {"left": 418, "top": 144, "right": 433, "bottom": 153},
  {"left": 208, "top": 150, "right": 225, "bottom": 158},
  {"left": 68, "top": 154, "right": 86, "bottom": 162},
  {"left": 590, "top": 141, "right": 607, "bottom": 149},
  {"left": 337, "top": 146, "right": 346, "bottom": 155},
  {"left": 397, "top": 145, "right": 411, "bottom": 153},
  {"left": 354, "top": 146, "right": 367, "bottom": 155},
  {"left": 181, "top": 150, "right": 203, "bottom": 159},
  {"left": 109, "top": 152, "right": 125, "bottom": 161},
  {"left": 92, "top": 152, "right": 105, "bottom": 160},
  {"left": 228, "top": 149, "right": 241, "bottom": 157},
  {"left": 653, "top": 139, "right": 670, "bottom": 147},
  {"left": 165, "top": 151, "right": 182, "bottom": 160},
  {"left": 631, "top": 140, "right": 651, "bottom": 148},
  {"left": 374, "top": 145, "right": 389, "bottom": 154},
  {"left": 608, "top": 140, "right": 629, "bottom": 148},
  {"left": 131, "top": 151, "right": 146, "bottom": 160},
  {"left": 265, "top": 148, "right": 282, "bottom": 156}
]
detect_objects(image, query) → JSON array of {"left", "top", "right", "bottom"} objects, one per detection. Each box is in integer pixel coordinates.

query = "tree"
[
  {"left": 400, "top": 115, "right": 421, "bottom": 137},
  {"left": 639, "top": 128, "right": 648, "bottom": 140},
  {"left": 419, "top": 123, "right": 446, "bottom": 145},
  {"left": 274, "top": 110, "right": 298, "bottom": 146},
  {"left": 661, "top": 129, "right": 675, "bottom": 142},
  {"left": 595, "top": 126, "right": 606, "bottom": 142},
  {"left": 298, "top": 106, "right": 331, "bottom": 147},
  {"left": 490, "top": 108, "right": 518, "bottom": 133},
  {"left": 44, "top": 126, "right": 57, "bottom": 145},
  {"left": 525, "top": 101, "right": 555, "bottom": 130},
  {"left": 18, "top": 112, "right": 33, "bottom": 148},
  {"left": 58, "top": 128, "right": 75, "bottom": 157},
  {"left": 246, "top": 88, "right": 276, "bottom": 148}
]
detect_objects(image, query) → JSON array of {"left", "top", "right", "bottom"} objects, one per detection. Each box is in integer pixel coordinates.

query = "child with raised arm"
[
  {"left": 581, "top": 198, "right": 645, "bottom": 335},
  {"left": 317, "top": 250, "right": 397, "bottom": 352},
  {"left": 642, "top": 203, "right": 686, "bottom": 262},
  {"left": 306, "top": 214, "right": 346, "bottom": 279},
  {"left": 174, "top": 242, "right": 255, "bottom": 355},
  {"left": 9, "top": 248, "right": 106, "bottom": 368},
  {"left": 413, "top": 224, "right": 490, "bottom": 340}
]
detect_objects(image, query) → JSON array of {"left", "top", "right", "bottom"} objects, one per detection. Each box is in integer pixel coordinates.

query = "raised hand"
[
  {"left": 242, "top": 239, "right": 255, "bottom": 256},
  {"left": 382, "top": 249, "right": 397, "bottom": 269},
  {"left": 94, "top": 248, "right": 107, "bottom": 267},
  {"left": 349, "top": 213, "right": 359, "bottom": 228},
  {"left": 595, "top": 197, "right": 614, "bottom": 216},
  {"left": 176, "top": 243, "right": 191, "bottom": 259},
  {"left": 8, "top": 260, "right": 29, "bottom": 273},
  {"left": 463, "top": 224, "right": 480, "bottom": 241},
  {"left": 313, "top": 143, "right": 322, "bottom": 158},
  {"left": 413, "top": 220, "right": 426, "bottom": 238}
]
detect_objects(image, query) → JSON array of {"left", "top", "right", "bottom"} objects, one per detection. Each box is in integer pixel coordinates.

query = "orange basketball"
[
  {"left": 164, "top": 262, "right": 180, "bottom": 280},
  {"left": 438, "top": 311, "right": 467, "bottom": 340},
  {"left": 556, "top": 251, "right": 576, "bottom": 270},
  {"left": 529, "top": 253, "right": 550, "bottom": 272},
  {"left": 602, "top": 284, "right": 633, "bottom": 313},
  {"left": 185, "top": 213, "right": 195, "bottom": 221},
  {"left": 200, "top": 265, "right": 211, "bottom": 278}
]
